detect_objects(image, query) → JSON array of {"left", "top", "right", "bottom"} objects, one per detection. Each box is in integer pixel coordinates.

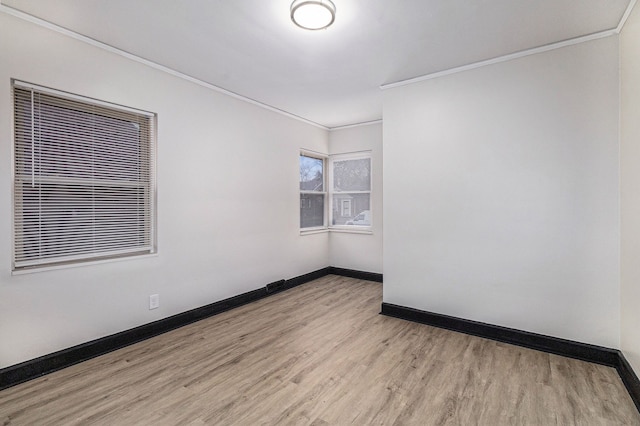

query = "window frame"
[
  {"left": 328, "top": 151, "right": 373, "bottom": 233},
  {"left": 299, "top": 151, "right": 327, "bottom": 232},
  {"left": 11, "top": 80, "right": 157, "bottom": 273}
]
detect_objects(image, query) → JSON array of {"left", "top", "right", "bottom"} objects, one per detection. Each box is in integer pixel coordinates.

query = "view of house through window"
[
  {"left": 299, "top": 154, "right": 325, "bottom": 228},
  {"left": 330, "top": 155, "right": 371, "bottom": 227},
  {"left": 300, "top": 151, "right": 371, "bottom": 231}
]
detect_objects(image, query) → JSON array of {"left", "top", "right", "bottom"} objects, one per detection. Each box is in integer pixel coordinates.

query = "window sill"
[
  {"left": 11, "top": 252, "right": 159, "bottom": 275},
  {"left": 300, "top": 228, "right": 329, "bottom": 236},
  {"left": 329, "top": 227, "right": 373, "bottom": 235}
]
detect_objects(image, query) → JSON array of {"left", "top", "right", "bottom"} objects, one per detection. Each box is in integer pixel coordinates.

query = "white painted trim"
[
  {"left": 3, "top": 0, "right": 633, "bottom": 126},
  {"left": 380, "top": 29, "right": 616, "bottom": 90},
  {"left": 616, "top": 0, "right": 638, "bottom": 33},
  {"left": 11, "top": 253, "right": 159, "bottom": 276},
  {"left": 13, "top": 79, "right": 156, "bottom": 116},
  {"left": 0, "top": 4, "right": 329, "bottom": 130},
  {"left": 300, "top": 228, "right": 329, "bottom": 236},
  {"left": 328, "top": 150, "right": 372, "bottom": 159},
  {"left": 328, "top": 228, "right": 373, "bottom": 235},
  {"left": 329, "top": 119, "right": 382, "bottom": 131},
  {"left": 328, "top": 151, "right": 373, "bottom": 231},
  {"left": 300, "top": 148, "right": 329, "bottom": 158}
]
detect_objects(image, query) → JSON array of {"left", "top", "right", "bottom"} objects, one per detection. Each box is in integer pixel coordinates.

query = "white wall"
[
  {"left": 383, "top": 37, "right": 620, "bottom": 348},
  {"left": 328, "top": 123, "right": 383, "bottom": 274},
  {"left": 621, "top": 3, "right": 640, "bottom": 375},
  {"left": 0, "top": 13, "right": 329, "bottom": 368}
]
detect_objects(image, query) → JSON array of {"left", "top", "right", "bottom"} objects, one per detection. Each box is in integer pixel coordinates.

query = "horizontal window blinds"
[{"left": 13, "top": 83, "right": 156, "bottom": 270}]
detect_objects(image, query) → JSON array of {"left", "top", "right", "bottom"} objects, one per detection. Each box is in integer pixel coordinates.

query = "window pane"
[
  {"left": 333, "top": 158, "right": 370, "bottom": 191},
  {"left": 331, "top": 194, "right": 370, "bottom": 226},
  {"left": 300, "top": 155, "right": 323, "bottom": 191},
  {"left": 300, "top": 194, "right": 324, "bottom": 228}
]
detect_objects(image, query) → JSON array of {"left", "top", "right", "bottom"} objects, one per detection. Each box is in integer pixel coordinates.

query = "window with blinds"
[{"left": 12, "top": 81, "right": 156, "bottom": 271}]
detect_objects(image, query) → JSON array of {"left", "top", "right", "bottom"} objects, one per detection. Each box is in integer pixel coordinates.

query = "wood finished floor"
[{"left": 1, "top": 275, "right": 638, "bottom": 425}]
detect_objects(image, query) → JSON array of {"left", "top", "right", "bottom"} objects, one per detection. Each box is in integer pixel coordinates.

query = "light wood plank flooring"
[{"left": 1, "top": 275, "right": 638, "bottom": 425}]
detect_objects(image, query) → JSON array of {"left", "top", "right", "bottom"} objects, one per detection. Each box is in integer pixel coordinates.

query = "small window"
[
  {"left": 12, "top": 81, "right": 156, "bottom": 271},
  {"left": 330, "top": 153, "right": 371, "bottom": 228},
  {"left": 299, "top": 153, "right": 326, "bottom": 229}
]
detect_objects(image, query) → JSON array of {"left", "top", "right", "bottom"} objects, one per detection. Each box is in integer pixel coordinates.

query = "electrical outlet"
[{"left": 149, "top": 294, "right": 159, "bottom": 310}]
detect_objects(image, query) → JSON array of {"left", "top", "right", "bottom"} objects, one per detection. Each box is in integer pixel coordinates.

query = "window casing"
[
  {"left": 299, "top": 150, "right": 372, "bottom": 232},
  {"left": 329, "top": 153, "right": 372, "bottom": 229},
  {"left": 299, "top": 153, "right": 326, "bottom": 229},
  {"left": 12, "top": 81, "right": 156, "bottom": 271}
]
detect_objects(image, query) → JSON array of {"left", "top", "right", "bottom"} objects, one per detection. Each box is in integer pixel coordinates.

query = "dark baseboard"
[
  {"left": 0, "top": 285, "right": 268, "bottom": 391},
  {"left": 286, "top": 267, "right": 331, "bottom": 288},
  {"left": 618, "top": 353, "right": 640, "bottom": 412},
  {"left": 381, "top": 302, "right": 640, "bottom": 414},
  {"left": 0, "top": 266, "right": 380, "bottom": 391},
  {"left": 329, "top": 267, "right": 383, "bottom": 283},
  {"left": 380, "top": 303, "right": 618, "bottom": 365}
]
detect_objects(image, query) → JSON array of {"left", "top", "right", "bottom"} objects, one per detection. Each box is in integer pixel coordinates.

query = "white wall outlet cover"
[{"left": 149, "top": 294, "right": 160, "bottom": 310}]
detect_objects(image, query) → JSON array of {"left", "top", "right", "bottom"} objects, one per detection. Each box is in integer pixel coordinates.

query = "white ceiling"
[{"left": 2, "top": 0, "right": 632, "bottom": 128}]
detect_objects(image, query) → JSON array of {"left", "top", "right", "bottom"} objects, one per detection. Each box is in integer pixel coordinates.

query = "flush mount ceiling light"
[{"left": 290, "top": 0, "right": 336, "bottom": 30}]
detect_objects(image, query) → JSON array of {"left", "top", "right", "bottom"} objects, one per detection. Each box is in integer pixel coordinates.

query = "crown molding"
[
  {"left": 329, "top": 119, "right": 382, "bottom": 131},
  {"left": 381, "top": 0, "right": 637, "bottom": 91},
  {"left": 380, "top": 29, "right": 616, "bottom": 90},
  {"left": 3, "top": 0, "right": 635, "bottom": 127},
  {"left": 0, "top": 3, "right": 329, "bottom": 131},
  {"left": 617, "top": 0, "right": 638, "bottom": 33}
]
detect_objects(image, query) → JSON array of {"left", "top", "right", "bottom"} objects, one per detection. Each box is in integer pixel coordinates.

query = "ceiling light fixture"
[{"left": 290, "top": 0, "right": 336, "bottom": 31}]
